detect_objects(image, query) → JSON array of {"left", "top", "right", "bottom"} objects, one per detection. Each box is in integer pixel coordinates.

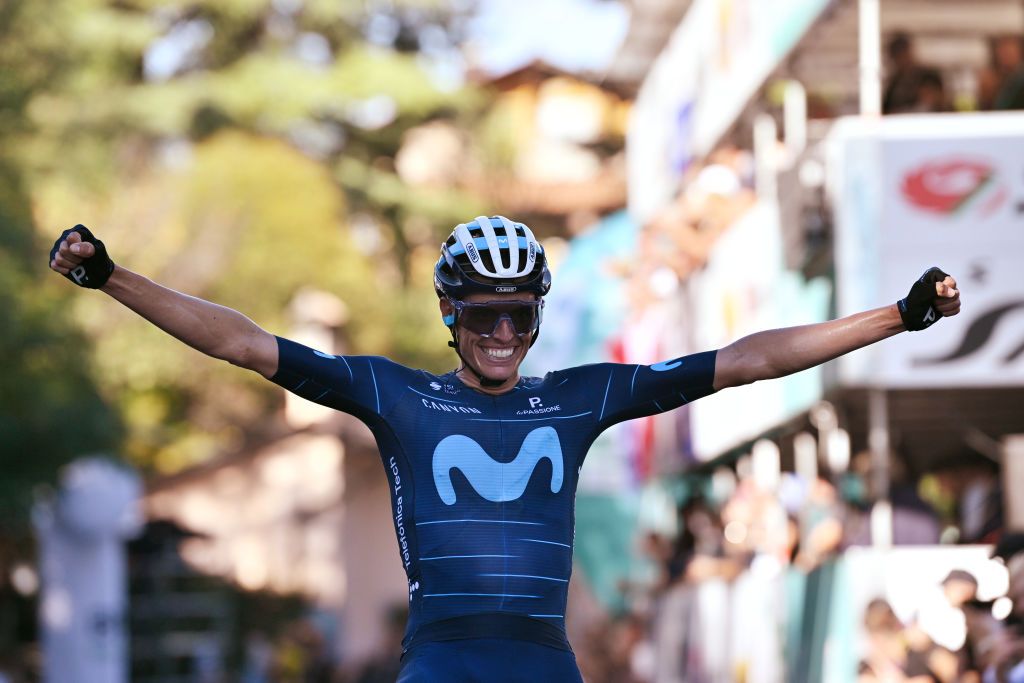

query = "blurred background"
[{"left": 2, "top": 0, "right": 1024, "bottom": 680}]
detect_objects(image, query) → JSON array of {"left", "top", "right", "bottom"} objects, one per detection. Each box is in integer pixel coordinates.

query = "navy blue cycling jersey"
[{"left": 271, "top": 337, "right": 717, "bottom": 652}]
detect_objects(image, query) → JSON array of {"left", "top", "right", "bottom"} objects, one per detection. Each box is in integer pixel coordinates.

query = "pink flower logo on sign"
[{"left": 900, "top": 158, "right": 1006, "bottom": 217}]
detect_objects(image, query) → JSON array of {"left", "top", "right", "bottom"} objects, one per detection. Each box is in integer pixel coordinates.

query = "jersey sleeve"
[
  {"left": 584, "top": 350, "right": 718, "bottom": 430},
  {"left": 269, "top": 336, "right": 404, "bottom": 422}
]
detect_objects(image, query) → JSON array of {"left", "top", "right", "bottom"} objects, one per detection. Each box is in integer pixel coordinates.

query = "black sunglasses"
[{"left": 449, "top": 299, "right": 544, "bottom": 337}]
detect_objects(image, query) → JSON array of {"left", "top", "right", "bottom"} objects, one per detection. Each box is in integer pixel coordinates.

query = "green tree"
[
  {"left": 0, "top": 0, "right": 123, "bottom": 531},
  {"left": 13, "top": 0, "right": 489, "bottom": 474}
]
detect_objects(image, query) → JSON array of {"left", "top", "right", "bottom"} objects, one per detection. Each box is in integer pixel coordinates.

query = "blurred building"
[
  {"left": 620, "top": 0, "right": 1024, "bottom": 680},
  {"left": 396, "top": 60, "right": 635, "bottom": 240},
  {"left": 138, "top": 291, "right": 408, "bottom": 676},
  {"left": 628, "top": 0, "right": 1024, "bottom": 522}
]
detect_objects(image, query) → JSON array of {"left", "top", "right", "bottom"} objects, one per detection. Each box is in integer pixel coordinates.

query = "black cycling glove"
[
  {"left": 897, "top": 266, "right": 948, "bottom": 331},
  {"left": 50, "top": 224, "right": 115, "bottom": 289}
]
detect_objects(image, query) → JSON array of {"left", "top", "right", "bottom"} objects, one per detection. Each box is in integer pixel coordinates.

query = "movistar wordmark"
[{"left": 432, "top": 427, "right": 564, "bottom": 505}]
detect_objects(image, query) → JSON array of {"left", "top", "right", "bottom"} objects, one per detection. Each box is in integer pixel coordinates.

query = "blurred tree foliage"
[
  {"left": 0, "top": 0, "right": 124, "bottom": 537},
  {"left": 4, "top": 0, "right": 492, "bottom": 485}
]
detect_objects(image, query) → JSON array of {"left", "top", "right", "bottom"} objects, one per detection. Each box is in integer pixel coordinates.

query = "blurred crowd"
[
  {"left": 620, "top": 146, "right": 755, "bottom": 320},
  {"left": 883, "top": 32, "right": 1024, "bottom": 114},
  {"left": 558, "top": 442, "right": 1015, "bottom": 683},
  {"left": 233, "top": 609, "right": 407, "bottom": 683},
  {"left": 854, "top": 534, "right": 1024, "bottom": 683}
]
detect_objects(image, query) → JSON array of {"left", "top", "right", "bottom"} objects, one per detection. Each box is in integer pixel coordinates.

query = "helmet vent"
[
  {"left": 434, "top": 215, "right": 551, "bottom": 299},
  {"left": 479, "top": 246, "right": 497, "bottom": 273}
]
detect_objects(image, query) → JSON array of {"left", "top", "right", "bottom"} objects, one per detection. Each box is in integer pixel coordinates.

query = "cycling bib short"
[{"left": 271, "top": 337, "right": 717, "bottom": 675}]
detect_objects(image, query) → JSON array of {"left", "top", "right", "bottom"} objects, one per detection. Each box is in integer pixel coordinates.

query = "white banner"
[
  {"left": 626, "top": 4, "right": 703, "bottom": 224},
  {"left": 628, "top": 0, "right": 831, "bottom": 225},
  {"left": 831, "top": 113, "right": 1024, "bottom": 387}
]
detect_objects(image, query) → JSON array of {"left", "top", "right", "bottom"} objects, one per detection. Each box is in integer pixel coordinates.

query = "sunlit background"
[{"left": 3, "top": 0, "right": 1024, "bottom": 681}]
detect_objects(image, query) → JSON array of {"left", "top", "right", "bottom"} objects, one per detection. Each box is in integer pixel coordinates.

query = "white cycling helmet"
[{"left": 434, "top": 215, "right": 551, "bottom": 299}]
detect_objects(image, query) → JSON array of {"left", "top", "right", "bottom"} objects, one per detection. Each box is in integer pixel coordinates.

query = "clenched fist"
[
  {"left": 49, "top": 225, "right": 115, "bottom": 289},
  {"left": 898, "top": 267, "right": 960, "bottom": 331}
]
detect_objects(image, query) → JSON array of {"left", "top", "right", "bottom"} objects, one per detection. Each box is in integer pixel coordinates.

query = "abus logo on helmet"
[
  {"left": 528, "top": 243, "right": 536, "bottom": 261},
  {"left": 496, "top": 286, "right": 517, "bottom": 293},
  {"left": 465, "top": 243, "right": 480, "bottom": 262}
]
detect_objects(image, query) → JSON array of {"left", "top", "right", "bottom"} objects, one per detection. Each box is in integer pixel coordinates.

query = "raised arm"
[
  {"left": 713, "top": 269, "right": 960, "bottom": 391},
  {"left": 49, "top": 226, "right": 279, "bottom": 378}
]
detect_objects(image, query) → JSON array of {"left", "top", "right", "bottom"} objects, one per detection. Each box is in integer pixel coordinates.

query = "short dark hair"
[
  {"left": 888, "top": 32, "right": 912, "bottom": 59},
  {"left": 919, "top": 69, "right": 944, "bottom": 90},
  {"left": 993, "top": 533, "right": 1024, "bottom": 562},
  {"left": 941, "top": 569, "right": 978, "bottom": 587}
]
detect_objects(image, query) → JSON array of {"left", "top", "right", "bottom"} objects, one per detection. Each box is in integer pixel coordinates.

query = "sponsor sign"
[
  {"left": 830, "top": 113, "right": 1024, "bottom": 387},
  {"left": 900, "top": 158, "right": 1008, "bottom": 216}
]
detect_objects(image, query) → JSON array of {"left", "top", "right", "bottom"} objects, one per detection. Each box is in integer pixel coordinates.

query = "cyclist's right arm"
[
  {"left": 103, "top": 267, "right": 278, "bottom": 378},
  {"left": 50, "top": 230, "right": 278, "bottom": 378}
]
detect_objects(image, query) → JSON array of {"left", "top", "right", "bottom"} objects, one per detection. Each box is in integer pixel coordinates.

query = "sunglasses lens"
[
  {"left": 455, "top": 302, "right": 541, "bottom": 336},
  {"left": 459, "top": 307, "right": 502, "bottom": 335},
  {"left": 508, "top": 307, "right": 539, "bottom": 333}
]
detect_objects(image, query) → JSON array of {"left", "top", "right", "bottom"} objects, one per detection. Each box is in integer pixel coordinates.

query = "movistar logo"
[
  {"left": 651, "top": 359, "right": 682, "bottom": 372},
  {"left": 432, "top": 427, "right": 564, "bottom": 505}
]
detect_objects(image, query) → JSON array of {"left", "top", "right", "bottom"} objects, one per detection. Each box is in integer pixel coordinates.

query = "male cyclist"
[{"left": 50, "top": 216, "right": 960, "bottom": 682}]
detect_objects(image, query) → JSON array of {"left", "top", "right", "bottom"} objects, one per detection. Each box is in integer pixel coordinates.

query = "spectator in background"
[
  {"left": 353, "top": 605, "right": 407, "bottom": 683},
  {"left": 859, "top": 598, "right": 959, "bottom": 683},
  {"left": 859, "top": 599, "right": 932, "bottom": 682},
  {"left": 979, "top": 35, "right": 1024, "bottom": 110},
  {"left": 842, "top": 450, "right": 942, "bottom": 547},
  {"left": 984, "top": 534, "right": 1024, "bottom": 682},
  {"left": 241, "top": 632, "right": 273, "bottom": 683},
  {"left": 795, "top": 474, "right": 845, "bottom": 570},
  {"left": 912, "top": 70, "right": 949, "bottom": 113},
  {"left": 889, "top": 452, "right": 942, "bottom": 546},
  {"left": 930, "top": 453, "right": 1002, "bottom": 544},
  {"left": 272, "top": 619, "right": 332, "bottom": 683},
  {"left": 913, "top": 570, "right": 981, "bottom": 682},
  {"left": 883, "top": 33, "right": 945, "bottom": 114}
]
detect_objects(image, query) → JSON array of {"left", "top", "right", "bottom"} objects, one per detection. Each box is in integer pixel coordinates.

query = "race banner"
[{"left": 830, "top": 113, "right": 1024, "bottom": 387}]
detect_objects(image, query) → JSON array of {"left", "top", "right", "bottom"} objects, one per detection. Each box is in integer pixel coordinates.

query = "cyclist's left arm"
[
  {"left": 586, "top": 352, "right": 718, "bottom": 429},
  {"left": 714, "top": 269, "right": 960, "bottom": 390}
]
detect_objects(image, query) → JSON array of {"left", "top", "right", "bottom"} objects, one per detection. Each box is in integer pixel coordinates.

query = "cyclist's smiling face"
[{"left": 441, "top": 292, "right": 538, "bottom": 391}]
